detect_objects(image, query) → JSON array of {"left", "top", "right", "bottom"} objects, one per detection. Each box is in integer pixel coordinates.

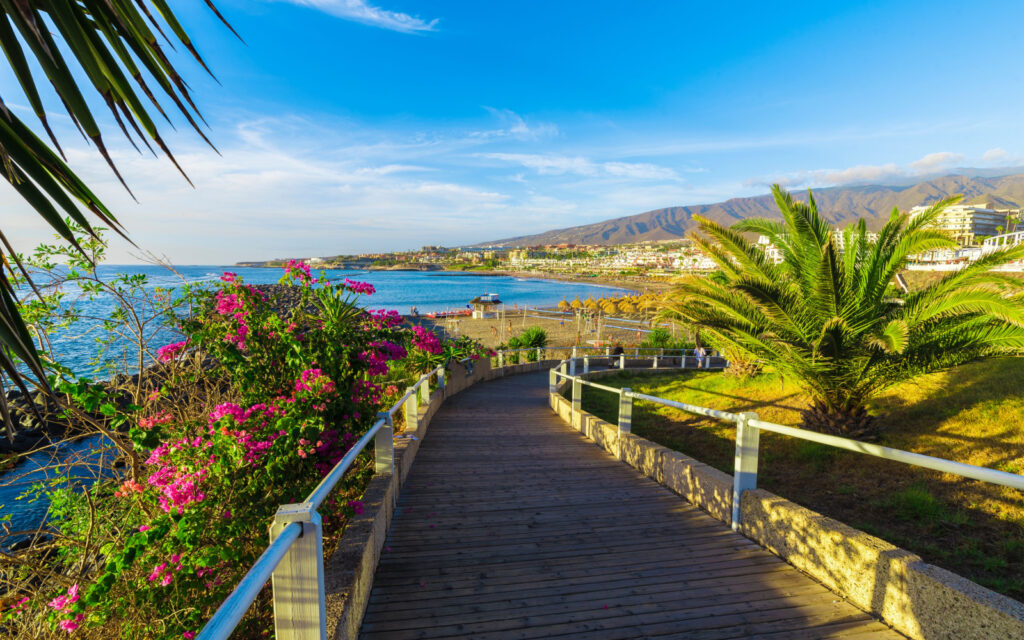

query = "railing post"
[
  {"left": 376, "top": 413, "right": 394, "bottom": 474},
  {"left": 404, "top": 387, "right": 418, "bottom": 433},
  {"left": 571, "top": 377, "right": 582, "bottom": 418},
  {"left": 270, "top": 502, "right": 326, "bottom": 640},
  {"left": 536, "top": 347, "right": 542, "bottom": 369},
  {"left": 572, "top": 346, "right": 578, "bottom": 362},
  {"left": 619, "top": 354, "right": 625, "bottom": 369},
  {"left": 569, "top": 355, "right": 577, "bottom": 376},
  {"left": 617, "top": 387, "right": 632, "bottom": 434},
  {"left": 681, "top": 349, "right": 687, "bottom": 369},
  {"left": 583, "top": 355, "right": 590, "bottom": 374},
  {"left": 653, "top": 355, "right": 659, "bottom": 369},
  {"left": 731, "top": 412, "right": 760, "bottom": 531},
  {"left": 498, "top": 350, "right": 504, "bottom": 374},
  {"left": 549, "top": 368, "right": 557, "bottom": 394},
  {"left": 438, "top": 368, "right": 446, "bottom": 393},
  {"left": 419, "top": 377, "right": 431, "bottom": 405}
]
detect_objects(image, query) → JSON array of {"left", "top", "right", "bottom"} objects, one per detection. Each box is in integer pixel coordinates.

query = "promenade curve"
[{"left": 357, "top": 371, "right": 901, "bottom": 639}]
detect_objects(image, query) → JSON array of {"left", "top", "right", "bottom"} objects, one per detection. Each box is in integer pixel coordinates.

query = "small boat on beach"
[{"left": 425, "top": 309, "right": 472, "bottom": 319}]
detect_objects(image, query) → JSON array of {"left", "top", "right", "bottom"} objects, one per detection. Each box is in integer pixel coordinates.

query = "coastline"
[{"left": 360, "top": 267, "right": 673, "bottom": 294}]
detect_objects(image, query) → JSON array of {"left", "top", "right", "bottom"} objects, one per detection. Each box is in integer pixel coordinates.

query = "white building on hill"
[{"left": 909, "top": 203, "right": 1010, "bottom": 245}]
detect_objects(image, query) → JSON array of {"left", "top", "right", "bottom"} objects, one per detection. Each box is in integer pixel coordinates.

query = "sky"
[{"left": 4, "top": 0, "right": 1024, "bottom": 263}]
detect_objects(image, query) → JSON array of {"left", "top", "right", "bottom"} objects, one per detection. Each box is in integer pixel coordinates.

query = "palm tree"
[
  {"left": 0, "top": 3, "right": 237, "bottom": 426},
  {"left": 659, "top": 185, "right": 1024, "bottom": 439}
]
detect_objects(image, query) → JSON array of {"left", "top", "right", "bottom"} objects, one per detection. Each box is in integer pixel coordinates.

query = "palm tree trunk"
[{"left": 799, "top": 402, "right": 880, "bottom": 440}]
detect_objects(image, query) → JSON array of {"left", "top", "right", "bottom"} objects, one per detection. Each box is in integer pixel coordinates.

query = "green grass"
[{"left": 572, "top": 358, "right": 1024, "bottom": 601}]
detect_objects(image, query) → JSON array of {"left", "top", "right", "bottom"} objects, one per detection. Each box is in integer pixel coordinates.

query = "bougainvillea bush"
[{"left": 1, "top": 264, "right": 418, "bottom": 639}]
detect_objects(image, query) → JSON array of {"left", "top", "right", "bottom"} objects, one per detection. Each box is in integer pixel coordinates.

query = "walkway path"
[{"left": 359, "top": 372, "right": 901, "bottom": 639}]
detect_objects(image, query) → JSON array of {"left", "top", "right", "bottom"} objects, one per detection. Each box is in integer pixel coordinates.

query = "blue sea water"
[
  {"left": 45, "top": 265, "right": 629, "bottom": 376},
  {"left": 1, "top": 265, "right": 626, "bottom": 541}
]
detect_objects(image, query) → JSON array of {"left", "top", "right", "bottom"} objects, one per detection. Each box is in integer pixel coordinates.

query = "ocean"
[{"left": 40, "top": 265, "right": 629, "bottom": 377}]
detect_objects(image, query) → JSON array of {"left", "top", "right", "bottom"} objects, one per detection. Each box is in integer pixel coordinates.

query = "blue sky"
[{"left": 5, "top": 0, "right": 1024, "bottom": 263}]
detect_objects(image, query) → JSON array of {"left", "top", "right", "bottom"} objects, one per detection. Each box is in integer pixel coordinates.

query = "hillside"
[{"left": 478, "top": 172, "right": 1024, "bottom": 247}]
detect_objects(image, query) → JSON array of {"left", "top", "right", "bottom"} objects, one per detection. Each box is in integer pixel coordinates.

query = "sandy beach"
[{"left": 417, "top": 307, "right": 669, "bottom": 350}]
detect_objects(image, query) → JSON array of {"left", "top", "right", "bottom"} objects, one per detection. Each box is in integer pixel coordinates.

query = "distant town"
[{"left": 238, "top": 201, "right": 1024, "bottom": 277}]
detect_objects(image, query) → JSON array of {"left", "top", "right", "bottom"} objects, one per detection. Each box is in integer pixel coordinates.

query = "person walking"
[{"left": 694, "top": 344, "right": 707, "bottom": 369}]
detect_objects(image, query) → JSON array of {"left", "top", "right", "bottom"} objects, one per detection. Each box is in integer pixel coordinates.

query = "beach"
[{"left": 418, "top": 307, "right": 667, "bottom": 349}]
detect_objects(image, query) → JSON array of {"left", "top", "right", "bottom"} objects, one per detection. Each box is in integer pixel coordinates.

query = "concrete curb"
[{"left": 549, "top": 369, "right": 1024, "bottom": 640}]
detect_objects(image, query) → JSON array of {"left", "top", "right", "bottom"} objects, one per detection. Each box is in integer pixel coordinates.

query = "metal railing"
[
  {"left": 550, "top": 357, "right": 1024, "bottom": 531},
  {"left": 197, "top": 365, "right": 447, "bottom": 640},
  {"left": 495, "top": 344, "right": 720, "bottom": 374}
]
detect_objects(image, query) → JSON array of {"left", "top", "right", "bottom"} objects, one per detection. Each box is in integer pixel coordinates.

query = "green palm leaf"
[{"left": 0, "top": 2, "right": 239, "bottom": 426}]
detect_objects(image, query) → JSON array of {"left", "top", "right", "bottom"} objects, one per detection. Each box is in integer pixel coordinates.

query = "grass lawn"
[{"left": 575, "top": 357, "right": 1024, "bottom": 600}]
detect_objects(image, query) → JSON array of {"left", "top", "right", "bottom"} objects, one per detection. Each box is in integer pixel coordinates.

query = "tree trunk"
[{"left": 799, "top": 402, "right": 881, "bottom": 440}]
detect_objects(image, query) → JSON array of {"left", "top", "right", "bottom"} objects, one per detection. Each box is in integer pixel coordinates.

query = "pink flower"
[
  {"left": 113, "top": 480, "right": 144, "bottom": 498},
  {"left": 412, "top": 326, "right": 443, "bottom": 355},
  {"left": 139, "top": 525, "right": 151, "bottom": 532},
  {"left": 283, "top": 260, "right": 314, "bottom": 284},
  {"left": 348, "top": 500, "right": 364, "bottom": 515},
  {"left": 160, "top": 574, "right": 173, "bottom": 587},
  {"left": 184, "top": 633, "right": 196, "bottom": 640},
  {"left": 343, "top": 278, "right": 376, "bottom": 295},
  {"left": 220, "top": 271, "right": 237, "bottom": 283},
  {"left": 138, "top": 412, "right": 172, "bottom": 430},
  {"left": 148, "top": 563, "right": 168, "bottom": 582},
  {"left": 58, "top": 614, "right": 84, "bottom": 633},
  {"left": 156, "top": 341, "right": 187, "bottom": 363},
  {"left": 48, "top": 584, "right": 79, "bottom": 613}
]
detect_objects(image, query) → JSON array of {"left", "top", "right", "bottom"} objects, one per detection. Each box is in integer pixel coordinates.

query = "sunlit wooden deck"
[{"left": 358, "top": 372, "right": 902, "bottom": 639}]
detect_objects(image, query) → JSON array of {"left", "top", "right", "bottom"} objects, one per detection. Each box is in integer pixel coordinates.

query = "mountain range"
[{"left": 476, "top": 171, "right": 1024, "bottom": 248}]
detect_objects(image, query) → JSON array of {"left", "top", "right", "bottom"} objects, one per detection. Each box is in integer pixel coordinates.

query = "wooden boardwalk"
[{"left": 359, "top": 372, "right": 901, "bottom": 639}]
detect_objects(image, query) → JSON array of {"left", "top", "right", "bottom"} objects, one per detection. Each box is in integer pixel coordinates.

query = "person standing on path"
[{"left": 694, "top": 344, "right": 707, "bottom": 369}]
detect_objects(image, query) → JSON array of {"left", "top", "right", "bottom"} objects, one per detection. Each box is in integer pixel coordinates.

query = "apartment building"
[{"left": 908, "top": 203, "right": 1010, "bottom": 245}]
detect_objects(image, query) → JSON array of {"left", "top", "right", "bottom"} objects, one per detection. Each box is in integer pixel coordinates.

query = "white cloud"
[
  {"left": 981, "top": 147, "right": 1024, "bottom": 166},
  {"left": 908, "top": 151, "right": 963, "bottom": 173},
  {"left": 748, "top": 150, "right": 973, "bottom": 189},
  {"left": 472, "top": 108, "right": 559, "bottom": 141},
  {"left": 479, "top": 152, "right": 680, "bottom": 181},
  {"left": 276, "top": 0, "right": 438, "bottom": 33}
]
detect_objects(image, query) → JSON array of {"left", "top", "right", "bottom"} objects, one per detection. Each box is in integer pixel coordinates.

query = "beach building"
[{"left": 909, "top": 203, "right": 1010, "bottom": 245}]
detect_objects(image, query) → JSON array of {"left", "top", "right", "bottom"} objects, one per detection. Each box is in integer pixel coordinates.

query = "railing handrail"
[
  {"left": 500, "top": 346, "right": 699, "bottom": 354},
  {"left": 198, "top": 363, "right": 445, "bottom": 640},
  {"left": 748, "top": 417, "right": 1024, "bottom": 491},
  {"left": 551, "top": 357, "right": 1024, "bottom": 520},
  {"left": 305, "top": 418, "right": 387, "bottom": 509}
]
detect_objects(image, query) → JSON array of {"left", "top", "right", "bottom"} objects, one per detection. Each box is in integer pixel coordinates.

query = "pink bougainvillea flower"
[
  {"left": 138, "top": 412, "right": 173, "bottom": 430},
  {"left": 58, "top": 614, "right": 84, "bottom": 633},
  {"left": 156, "top": 341, "right": 187, "bottom": 363},
  {"left": 343, "top": 278, "right": 375, "bottom": 295},
  {"left": 47, "top": 584, "right": 79, "bottom": 613},
  {"left": 220, "top": 271, "right": 237, "bottom": 283}
]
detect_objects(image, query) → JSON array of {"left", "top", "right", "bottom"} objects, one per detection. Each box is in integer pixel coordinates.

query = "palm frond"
[{"left": 0, "top": 1, "right": 237, "bottom": 415}]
